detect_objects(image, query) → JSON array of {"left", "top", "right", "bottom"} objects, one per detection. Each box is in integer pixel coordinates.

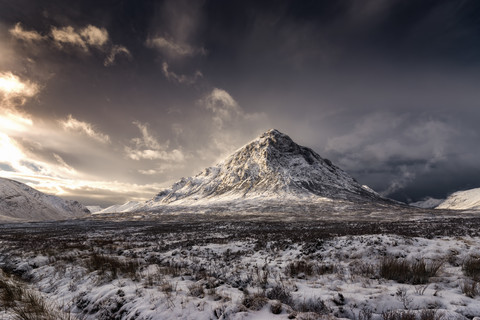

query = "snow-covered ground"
[{"left": 1, "top": 218, "right": 480, "bottom": 319}]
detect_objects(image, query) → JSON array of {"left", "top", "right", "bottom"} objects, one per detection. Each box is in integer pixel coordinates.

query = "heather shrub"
[
  {"left": 463, "top": 256, "right": 480, "bottom": 281},
  {"left": 380, "top": 257, "right": 441, "bottom": 284}
]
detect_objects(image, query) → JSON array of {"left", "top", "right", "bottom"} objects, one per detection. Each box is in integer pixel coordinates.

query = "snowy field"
[{"left": 1, "top": 216, "right": 480, "bottom": 319}]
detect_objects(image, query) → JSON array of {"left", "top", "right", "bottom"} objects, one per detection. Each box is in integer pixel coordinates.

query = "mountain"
[
  {"left": 0, "top": 178, "right": 90, "bottom": 222},
  {"left": 130, "top": 129, "right": 392, "bottom": 214},
  {"left": 97, "top": 201, "right": 142, "bottom": 214},
  {"left": 409, "top": 197, "right": 444, "bottom": 209},
  {"left": 436, "top": 187, "right": 480, "bottom": 211},
  {"left": 86, "top": 205, "right": 103, "bottom": 213}
]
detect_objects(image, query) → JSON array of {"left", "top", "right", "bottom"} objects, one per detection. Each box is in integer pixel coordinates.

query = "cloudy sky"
[{"left": 1, "top": 0, "right": 480, "bottom": 206}]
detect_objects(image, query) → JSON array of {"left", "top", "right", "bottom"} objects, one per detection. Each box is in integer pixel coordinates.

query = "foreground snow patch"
[{"left": 1, "top": 223, "right": 480, "bottom": 319}]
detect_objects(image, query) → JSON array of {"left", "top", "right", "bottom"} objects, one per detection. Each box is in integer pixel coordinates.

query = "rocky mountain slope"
[
  {"left": 130, "top": 129, "right": 393, "bottom": 214},
  {"left": 0, "top": 178, "right": 90, "bottom": 222}
]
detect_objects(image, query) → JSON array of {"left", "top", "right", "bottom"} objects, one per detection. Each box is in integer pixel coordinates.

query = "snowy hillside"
[
  {"left": 409, "top": 197, "right": 444, "bottom": 209},
  {"left": 86, "top": 206, "right": 103, "bottom": 213},
  {"left": 97, "top": 201, "right": 142, "bottom": 214},
  {"left": 437, "top": 187, "right": 480, "bottom": 210},
  {"left": 132, "top": 129, "right": 390, "bottom": 213},
  {"left": 0, "top": 178, "right": 90, "bottom": 222}
]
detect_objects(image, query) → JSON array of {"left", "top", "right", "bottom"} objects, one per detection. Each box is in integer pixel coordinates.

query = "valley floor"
[{"left": 1, "top": 216, "right": 480, "bottom": 319}]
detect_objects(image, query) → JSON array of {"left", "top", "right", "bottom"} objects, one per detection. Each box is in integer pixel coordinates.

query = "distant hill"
[
  {"left": 96, "top": 201, "right": 141, "bottom": 214},
  {"left": 436, "top": 187, "right": 480, "bottom": 211},
  {"left": 86, "top": 205, "right": 103, "bottom": 213},
  {"left": 0, "top": 178, "right": 90, "bottom": 222},
  {"left": 409, "top": 197, "right": 444, "bottom": 209}
]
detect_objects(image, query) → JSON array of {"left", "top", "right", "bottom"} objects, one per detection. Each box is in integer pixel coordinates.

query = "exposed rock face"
[{"left": 0, "top": 178, "right": 90, "bottom": 222}]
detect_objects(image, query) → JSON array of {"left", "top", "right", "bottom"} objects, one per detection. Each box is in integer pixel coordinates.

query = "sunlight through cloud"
[{"left": 0, "top": 72, "right": 39, "bottom": 104}]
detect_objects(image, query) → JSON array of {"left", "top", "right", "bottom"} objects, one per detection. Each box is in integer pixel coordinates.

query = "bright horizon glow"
[
  {"left": 0, "top": 112, "right": 33, "bottom": 132},
  {"left": 0, "top": 169, "right": 167, "bottom": 202},
  {"left": 0, "top": 133, "right": 24, "bottom": 165}
]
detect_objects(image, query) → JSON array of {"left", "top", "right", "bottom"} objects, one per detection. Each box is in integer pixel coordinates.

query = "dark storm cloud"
[
  {"left": 196, "top": 0, "right": 480, "bottom": 203},
  {"left": 1, "top": 0, "right": 480, "bottom": 205}
]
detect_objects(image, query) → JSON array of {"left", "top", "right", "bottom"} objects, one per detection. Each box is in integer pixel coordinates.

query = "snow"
[
  {"left": 409, "top": 197, "right": 444, "bottom": 209},
  {"left": 361, "top": 185, "right": 380, "bottom": 196},
  {"left": 2, "top": 220, "right": 480, "bottom": 319},
  {"left": 0, "top": 177, "right": 90, "bottom": 222},
  {"left": 86, "top": 205, "right": 103, "bottom": 213},
  {"left": 437, "top": 187, "right": 480, "bottom": 211},
  {"left": 97, "top": 200, "right": 142, "bottom": 214}
]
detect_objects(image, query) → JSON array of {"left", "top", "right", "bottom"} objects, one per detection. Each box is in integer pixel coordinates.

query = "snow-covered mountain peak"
[
  {"left": 255, "top": 128, "right": 294, "bottom": 148},
  {"left": 235, "top": 128, "right": 305, "bottom": 162},
  {"left": 218, "top": 128, "right": 331, "bottom": 175},
  {"left": 143, "top": 129, "right": 384, "bottom": 208}
]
